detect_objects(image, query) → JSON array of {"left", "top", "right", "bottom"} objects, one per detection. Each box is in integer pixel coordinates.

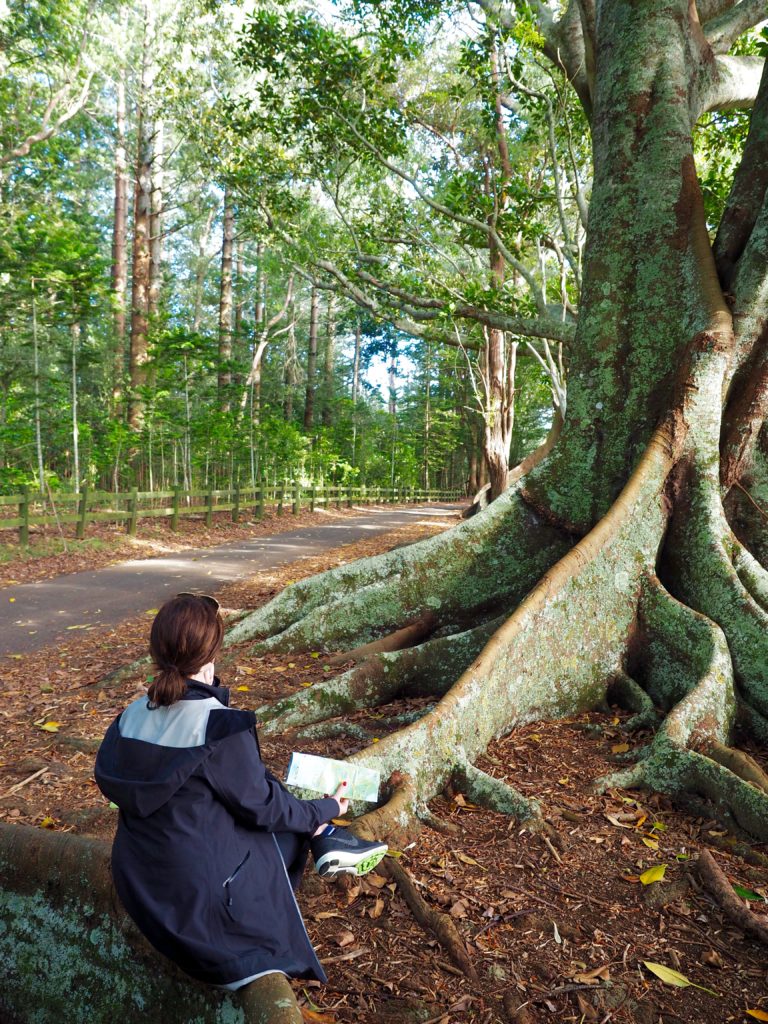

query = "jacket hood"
[{"left": 95, "top": 680, "right": 255, "bottom": 818}]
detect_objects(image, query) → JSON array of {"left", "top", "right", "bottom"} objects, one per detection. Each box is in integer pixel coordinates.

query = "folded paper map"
[{"left": 285, "top": 752, "right": 380, "bottom": 803}]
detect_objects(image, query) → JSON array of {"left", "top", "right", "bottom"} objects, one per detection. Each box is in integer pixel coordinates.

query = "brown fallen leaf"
[
  {"left": 701, "top": 950, "right": 724, "bottom": 969},
  {"left": 369, "top": 898, "right": 384, "bottom": 919},
  {"left": 336, "top": 929, "right": 355, "bottom": 948},
  {"left": 571, "top": 964, "right": 611, "bottom": 985}
]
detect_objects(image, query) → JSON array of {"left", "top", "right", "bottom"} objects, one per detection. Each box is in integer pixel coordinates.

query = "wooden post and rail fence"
[{"left": 0, "top": 482, "right": 463, "bottom": 545}]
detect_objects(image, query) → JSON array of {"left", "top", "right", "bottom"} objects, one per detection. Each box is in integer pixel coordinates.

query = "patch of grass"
[{"left": 0, "top": 536, "right": 112, "bottom": 565}]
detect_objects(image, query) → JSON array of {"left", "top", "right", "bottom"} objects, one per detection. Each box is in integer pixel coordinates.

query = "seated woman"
[{"left": 95, "top": 593, "right": 387, "bottom": 990}]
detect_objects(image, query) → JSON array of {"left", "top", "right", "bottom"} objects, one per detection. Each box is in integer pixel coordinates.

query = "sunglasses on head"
[{"left": 176, "top": 592, "right": 221, "bottom": 613}]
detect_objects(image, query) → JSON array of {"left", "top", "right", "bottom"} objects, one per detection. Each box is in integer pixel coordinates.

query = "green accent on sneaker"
[{"left": 355, "top": 850, "right": 387, "bottom": 876}]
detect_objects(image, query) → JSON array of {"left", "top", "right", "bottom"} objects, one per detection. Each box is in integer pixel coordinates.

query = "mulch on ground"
[
  {"left": 0, "top": 502, "right": 421, "bottom": 589},
  {"left": 1, "top": 518, "right": 767, "bottom": 1024}
]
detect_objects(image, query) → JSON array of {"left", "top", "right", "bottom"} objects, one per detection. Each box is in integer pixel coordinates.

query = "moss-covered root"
[
  {"left": 338, "top": 422, "right": 676, "bottom": 839},
  {"left": 665, "top": 479, "right": 768, "bottom": 720},
  {"left": 256, "top": 618, "right": 501, "bottom": 737},
  {"left": 738, "top": 699, "right": 768, "bottom": 744},
  {"left": 606, "top": 671, "right": 658, "bottom": 732},
  {"left": 296, "top": 721, "right": 374, "bottom": 743},
  {"left": 452, "top": 760, "right": 541, "bottom": 821},
  {"left": 224, "top": 485, "right": 570, "bottom": 654},
  {"left": 598, "top": 578, "right": 768, "bottom": 841},
  {"left": 0, "top": 823, "right": 302, "bottom": 1024},
  {"left": 731, "top": 536, "right": 768, "bottom": 613}
]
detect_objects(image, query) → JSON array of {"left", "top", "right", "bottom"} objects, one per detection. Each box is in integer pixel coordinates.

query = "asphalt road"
[{"left": 0, "top": 505, "right": 460, "bottom": 657}]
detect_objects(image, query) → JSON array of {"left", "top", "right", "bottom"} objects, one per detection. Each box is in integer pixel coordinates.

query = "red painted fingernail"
[{"left": 343, "top": 781, "right": 347, "bottom": 786}]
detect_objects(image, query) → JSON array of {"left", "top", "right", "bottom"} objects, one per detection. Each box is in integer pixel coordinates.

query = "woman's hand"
[{"left": 332, "top": 781, "right": 349, "bottom": 817}]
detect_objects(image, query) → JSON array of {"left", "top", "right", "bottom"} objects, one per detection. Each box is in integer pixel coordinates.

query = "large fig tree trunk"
[{"left": 224, "top": 0, "right": 768, "bottom": 843}]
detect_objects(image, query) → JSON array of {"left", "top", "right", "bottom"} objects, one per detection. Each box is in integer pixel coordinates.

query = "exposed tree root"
[
  {"left": 416, "top": 806, "right": 460, "bottom": 835},
  {"left": 698, "top": 849, "right": 768, "bottom": 945},
  {"left": 0, "top": 823, "right": 302, "bottom": 1023},
  {"left": 702, "top": 832, "right": 768, "bottom": 868},
  {"left": 665, "top": 463, "right": 768, "bottom": 721},
  {"left": 256, "top": 619, "right": 500, "bottom": 737},
  {"left": 225, "top": 486, "right": 571, "bottom": 654},
  {"left": 597, "top": 577, "right": 768, "bottom": 841},
  {"left": 452, "top": 760, "right": 540, "bottom": 821},
  {"left": 294, "top": 420, "right": 678, "bottom": 838},
  {"left": 606, "top": 671, "right": 658, "bottom": 732},
  {"left": 706, "top": 741, "right": 768, "bottom": 795},
  {"left": 737, "top": 700, "right": 768, "bottom": 744},
  {"left": 731, "top": 537, "right": 768, "bottom": 613},
  {"left": 375, "top": 857, "right": 479, "bottom": 980},
  {"left": 326, "top": 611, "right": 438, "bottom": 666},
  {"left": 296, "top": 721, "right": 374, "bottom": 743}
]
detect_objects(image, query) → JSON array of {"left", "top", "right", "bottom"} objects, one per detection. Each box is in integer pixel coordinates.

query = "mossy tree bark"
[{"left": 228, "top": 0, "right": 768, "bottom": 843}]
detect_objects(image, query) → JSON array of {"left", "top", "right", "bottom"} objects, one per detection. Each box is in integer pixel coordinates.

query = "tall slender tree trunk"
[
  {"left": 351, "top": 317, "right": 361, "bottom": 466},
  {"left": 234, "top": 237, "right": 244, "bottom": 343},
  {"left": 31, "top": 284, "right": 44, "bottom": 496},
  {"left": 71, "top": 321, "right": 80, "bottom": 494},
  {"left": 111, "top": 61, "right": 128, "bottom": 412},
  {"left": 148, "top": 117, "right": 164, "bottom": 320},
  {"left": 283, "top": 301, "right": 298, "bottom": 421},
  {"left": 303, "top": 286, "right": 319, "bottom": 430},
  {"left": 253, "top": 242, "right": 265, "bottom": 426},
  {"left": 191, "top": 208, "right": 215, "bottom": 333},
  {"left": 322, "top": 292, "right": 335, "bottom": 427},
  {"left": 484, "top": 37, "right": 516, "bottom": 501},
  {"left": 128, "top": 0, "right": 156, "bottom": 436},
  {"left": 218, "top": 194, "right": 234, "bottom": 412},
  {"left": 423, "top": 343, "right": 431, "bottom": 490}
]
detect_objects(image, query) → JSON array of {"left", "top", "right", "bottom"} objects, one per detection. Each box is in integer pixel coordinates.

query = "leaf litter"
[{"left": 1, "top": 518, "right": 767, "bottom": 1021}]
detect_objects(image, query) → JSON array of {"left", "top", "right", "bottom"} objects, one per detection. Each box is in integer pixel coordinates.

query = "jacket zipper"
[{"left": 222, "top": 850, "right": 251, "bottom": 906}]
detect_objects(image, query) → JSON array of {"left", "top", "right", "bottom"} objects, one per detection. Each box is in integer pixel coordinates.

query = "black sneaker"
[{"left": 311, "top": 829, "right": 388, "bottom": 877}]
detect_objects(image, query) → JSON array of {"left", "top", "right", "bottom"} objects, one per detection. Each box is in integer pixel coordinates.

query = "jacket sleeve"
[{"left": 203, "top": 727, "right": 339, "bottom": 834}]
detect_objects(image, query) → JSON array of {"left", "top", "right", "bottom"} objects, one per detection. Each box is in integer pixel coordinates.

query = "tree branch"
[
  {"left": 354, "top": 268, "right": 576, "bottom": 345},
  {"left": 0, "top": 72, "right": 95, "bottom": 168},
  {"left": 332, "top": 109, "right": 549, "bottom": 313},
  {"left": 699, "top": 55, "right": 765, "bottom": 114},
  {"left": 704, "top": 0, "right": 768, "bottom": 55},
  {"left": 714, "top": 57, "right": 768, "bottom": 289}
]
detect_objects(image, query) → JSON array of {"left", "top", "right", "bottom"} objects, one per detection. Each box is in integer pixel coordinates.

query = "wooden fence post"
[
  {"left": 310, "top": 482, "right": 316, "bottom": 512},
  {"left": 232, "top": 481, "right": 240, "bottom": 523},
  {"left": 277, "top": 480, "right": 285, "bottom": 516},
  {"left": 19, "top": 486, "right": 29, "bottom": 546},
  {"left": 256, "top": 478, "right": 265, "bottom": 520},
  {"left": 127, "top": 488, "right": 139, "bottom": 536},
  {"left": 346, "top": 483, "right": 353, "bottom": 508},
  {"left": 206, "top": 488, "right": 214, "bottom": 528},
  {"left": 76, "top": 485, "right": 88, "bottom": 541},
  {"left": 292, "top": 479, "right": 300, "bottom": 516},
  {"left": 171, "top": 487, "right": 180, "bottom": 532}
]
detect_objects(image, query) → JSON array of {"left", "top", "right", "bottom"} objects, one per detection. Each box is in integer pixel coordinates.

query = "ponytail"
[
  {"left": 147, "top": 595, "right": 224, "bottom": 708},
  {"left": 147, "top": 665, "right": 187, "bottom": 708}
]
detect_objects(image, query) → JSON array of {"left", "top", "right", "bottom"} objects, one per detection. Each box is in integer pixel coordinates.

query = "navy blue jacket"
[{"left": 94, "top": 680, "right": 339, "bottom": 987}]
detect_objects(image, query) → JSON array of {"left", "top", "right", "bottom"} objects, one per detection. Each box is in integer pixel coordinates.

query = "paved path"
[{"left": 0, "top": 505, "right": 460, "bottom": 657}]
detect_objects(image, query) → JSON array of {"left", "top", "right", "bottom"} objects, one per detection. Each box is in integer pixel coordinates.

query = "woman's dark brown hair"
[{"left": 148, "top": 595, "right": 224, "bottom": 707}]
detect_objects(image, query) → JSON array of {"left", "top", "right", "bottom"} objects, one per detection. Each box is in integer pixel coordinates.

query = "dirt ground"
[{"left": 0, "top": 521, "right": 766, "bottom": 1024}]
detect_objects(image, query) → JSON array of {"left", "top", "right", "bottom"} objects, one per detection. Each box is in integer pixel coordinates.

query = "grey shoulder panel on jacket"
[{"left": 118, "top": 696, "right": 256, "bottom": 750}]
